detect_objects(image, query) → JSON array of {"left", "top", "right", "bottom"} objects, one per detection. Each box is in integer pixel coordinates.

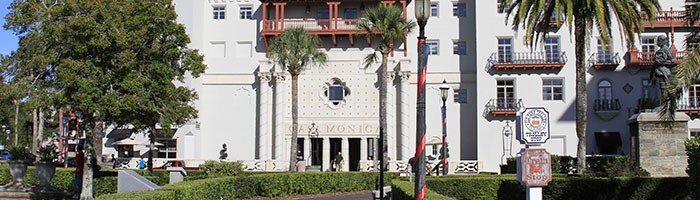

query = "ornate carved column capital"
[
  {"left": 257, "top": 72, "right": 272, "bottom": 83},
  {"left": 398, "top": 71, "right": 411, "bottom": 81},
  {"left": 275, "top": 72, "right": 287, "bottom": 83},
  {"left": 386, "top": 72, "right": 396, "bottom": 82}
]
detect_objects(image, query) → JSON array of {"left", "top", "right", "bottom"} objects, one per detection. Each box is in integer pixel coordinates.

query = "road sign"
[
  {"left": 519, "top": 107, "right": 550, "bottom": 145},
  {"left": 518, "top": 148, "right": 552, "bottom": 187}
]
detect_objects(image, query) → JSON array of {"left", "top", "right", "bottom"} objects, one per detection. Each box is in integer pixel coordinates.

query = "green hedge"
[
  {"left": 98, "top": 172, "right": 398, "bottom": 199},
  {"left": 426, "top": 176, "right": 688, "bottom": 200},
  {"left": 686, "top": 137, "right": 700, "bottom": 199},
  {"left": 391, "top": 180, "right": 455, "bottom": 200},
  {"left": 503, "top": 156, "right": 648, "bottom": 177}
]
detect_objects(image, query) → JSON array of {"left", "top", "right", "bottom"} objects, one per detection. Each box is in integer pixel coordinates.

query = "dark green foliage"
[
  {"left": 201, "top": 160, "right": 244, "bottom": 177},
  {"left": 585, "top": 156, "right": 649, "bottom": 177},
  {"left": 503, "top": 156, "right": 647, "bottom": 177},
  {"left": 686, "top": 137, "right": 700, "bottom": 199},
  {"left": 391, "top": 180, "right": 456, "bottom": 200},
  {"left": 425, "top": 176, "right": 688, "bottom": 200},
  {"left": 98, "top": 172, "right": 398, "bottom": 199}
]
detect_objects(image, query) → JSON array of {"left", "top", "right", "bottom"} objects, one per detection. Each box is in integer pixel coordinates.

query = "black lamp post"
[
  {"left": 0, "top": 124, "right": 6, "bottom": 146},
  {"left": 439, "top": 80, "right": 450, "bottom": 176},
  {"left": 414, "top": 0, "right": 430, "bottom": 199}
]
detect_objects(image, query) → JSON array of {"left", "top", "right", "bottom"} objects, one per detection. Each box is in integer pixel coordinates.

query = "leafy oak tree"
[{"left": 4, "top": 1, "right": 205, "bottom": 199}]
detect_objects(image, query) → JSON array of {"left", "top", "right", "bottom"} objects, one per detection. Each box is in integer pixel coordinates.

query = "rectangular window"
[
  {"left": 641, "top": 37, "right": 656, "bottom": 52},
  {"left": 344, "top": 8, "right": 358, "bottom": 19},
  {"left": 689, "top": 84, "right": 700, "bottom": 107},
  {"left": 453, "top": 3, "right": 466, "bottom": 17},
  {"left": 496, "top": 80, "right": 515, "bottom": 108},
  {"left": 213, "top": 6, "right": 226, "bottom": 20},
  {"left": 426, "top": 40, "right": 439, "bottom": 55},
  {"left": 317, "top": 8, "right": 330, "bottom": 19},
  {"left": 543, "top": 79, "right": 563, "bottom": 101},
  {"left": 430, "top": 3, "right": 439, "bottom": 17},
  {"left": 453, "top": 41, "right": 467, "bottom": 55},
  {"left": 497, "top": 38, "right": 513, "bottom": 63},
  {"left": 691, "top": 130, "right": 700, "bottom": 138},
  {"left": 642, "top": 79, "right": 655, "bottom": 100},
  {"left": 240, "top": 5, "right": 253, "bottom": 19},
  {"left": 597, "top": 39, "right": 613, "bottom": 63},
  {"left": 544, "top": 37, "right": 560, "bottom": 62}
]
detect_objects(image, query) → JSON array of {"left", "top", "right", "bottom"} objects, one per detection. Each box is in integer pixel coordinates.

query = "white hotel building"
[{"left": 104, "top": 0, "right": 699, "bottom": 173}]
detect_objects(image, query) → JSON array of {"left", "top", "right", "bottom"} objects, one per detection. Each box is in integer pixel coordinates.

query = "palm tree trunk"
[
  {"left": 380, "top": 53, "right": 388, "bottom": 166},
  {"left": 574, "top": 16, "right": 588, "bottom": 174},
  {"left": 289, "top": 72, "right": 299, "bottom": 172}
]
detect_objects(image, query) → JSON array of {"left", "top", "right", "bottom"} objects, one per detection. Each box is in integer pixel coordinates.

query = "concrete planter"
[
  {"left": 8, "top": 160, "right": 27, "bottom": 184},
  {"left": 36, "top": 161, "right": 56, "bottom": 189}
]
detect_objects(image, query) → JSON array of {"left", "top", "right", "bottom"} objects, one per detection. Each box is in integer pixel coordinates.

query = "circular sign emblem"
[{"left": 519, "top": 107, "right": 551, "bottom": 144}]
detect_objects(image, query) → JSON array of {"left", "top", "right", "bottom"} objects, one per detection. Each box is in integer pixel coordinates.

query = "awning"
[
  {"left": 111, "top": 138, "right": 141, "bottom": 146},
  {"left": 140, "top": 141, "right": 165, "bottom": 146}
]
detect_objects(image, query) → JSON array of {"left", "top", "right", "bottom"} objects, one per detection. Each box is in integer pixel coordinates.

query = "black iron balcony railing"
[
  {"left": 486, "top": 98, "right": 523, "bottom": 116},
  {"left": 488, "top": 52, "right": 567, "bottom": 70},
  {"left": 594, "top": 99, "right": 621, "bottom": 111},
  {"left": 588, "top": 53, "right": 621, "bottom": 70},
  {"left": 636, "top": 98, "right": 659, "bottom": 113}
]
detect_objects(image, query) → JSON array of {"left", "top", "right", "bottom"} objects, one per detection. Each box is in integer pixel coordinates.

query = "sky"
[{"left": 0, "top": 1, "right": 17, "bottom": 56}]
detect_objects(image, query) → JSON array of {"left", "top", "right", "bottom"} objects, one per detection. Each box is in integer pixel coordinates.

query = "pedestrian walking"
[{"left": 72, "top": 145, "right": 84, "bottom": 199}]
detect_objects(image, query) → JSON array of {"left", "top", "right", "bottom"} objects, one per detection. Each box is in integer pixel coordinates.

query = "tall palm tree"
[
  {"left": 661, "top": 2, "right": 700, "bottom": 119},
  {"left": 503, "top": 0, "right": 660, "bottom": 173},
  {"left": 357, "top": 4, "right": 415, "bottom": 167},
  {"left": 268, "top": 27, "right": 327, "bottom": 171}
]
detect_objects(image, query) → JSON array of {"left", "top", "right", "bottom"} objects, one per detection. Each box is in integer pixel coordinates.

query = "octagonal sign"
[
  {"left": 519, "top": 107, "right": 550, "bottom": 145},
  {"left": 519, "top": 148, "right": 552, "bottom": 187}
]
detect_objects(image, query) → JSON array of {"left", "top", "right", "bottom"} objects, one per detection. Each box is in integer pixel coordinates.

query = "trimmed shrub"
[
  {"left": 425, "top": 176, "right": 688, "bottom": 200},
  {"left": 391, "top": 179, "right": 456, "bottom": 200},
  {"left": 91, "top": 190, "right": 175, "bottom": 200},
  {"left": 98, "top": 172, "right": 399, "bottom": 199},
  {"left": 201, "top": 160, "right": 244, "bottom": 177},
  {"left": 686, "top": 137, "right": 700, "bottom": 199},
  {"left": 585, "top": 156, "right": 649, "bottom": 177}
]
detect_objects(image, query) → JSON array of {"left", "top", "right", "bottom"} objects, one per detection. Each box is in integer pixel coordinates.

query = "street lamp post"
[
  {"left": 415, "top": 0, "right": 430, "bottom": 199},
  {"left": 308, "top": 122, "right": 319, "bottom": 169},
  {"left": 439, "top": 80, "right": 450, "bottom": 176}
]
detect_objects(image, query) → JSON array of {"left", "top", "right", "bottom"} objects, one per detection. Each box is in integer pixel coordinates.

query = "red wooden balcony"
[
  {"left": 262, "top": 19, "right": 360, "bottom": 35},
  {"left": 488, "top": 52, "right": 567, "bottom": 70},
  {"left": 626, "top": 50, "right": 686, "bottom": 69},
  {"left": 486, "top": 98, "right": 523, "bottom": 116},
  {"left": 588, "top": 53, "right": 620, "bottom": 70},
  {"left": 641, "top": 9, "right": 700, "bottom": 28}
]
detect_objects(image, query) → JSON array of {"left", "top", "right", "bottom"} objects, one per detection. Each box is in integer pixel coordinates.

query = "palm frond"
[{"left": 363, "top": 52, "right": 378, "bottom": 69}]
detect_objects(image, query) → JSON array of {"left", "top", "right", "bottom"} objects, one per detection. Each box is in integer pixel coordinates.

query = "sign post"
[{"left": 516, "top": 107, "right": 552, "bottom": 200}]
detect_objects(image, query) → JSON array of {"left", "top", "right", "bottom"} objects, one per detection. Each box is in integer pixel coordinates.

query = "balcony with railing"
[
  {"left": 678, "top": 97, "right": 700, "bottom": 115},
  {"left": 641, "top": 9, "right": 700, "bottom": 28},
  {"left": 594, "top": 99, "right": 621, "bottom": 121},
  {"left": 589, "top": 53, "right": 621, "bottom": 70},
  {"left": 488, "top": 52, "right": 568, "bottom": 70},
  {"left": 626, "top": 50, "right": 686, "bottom": 69},
  {"left": 260, "top": 0, "right": 408, "bottom": 48},
  {"left": 486, "top": 98, "right": 523, "bottom": 116}
]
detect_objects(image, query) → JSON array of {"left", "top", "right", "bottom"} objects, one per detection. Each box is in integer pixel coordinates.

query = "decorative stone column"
[
  {"left": 398, "top": 71, "right": 411, "bottom": 160},
  {"left": 304, "top": 137, "right": 311, "bottom": 165},
  {"left": 257, "top": 72, "right": 272, "bottom": 161},
  {"left": 342, "top": 137, "right": 349, "bottom": 171},
  {"left": 274, "top": 72, "right": 287, "bottom": 160},
  {"left": 323, "top": 138, "right": 330, "bottom": 171},
  {"left": 386, "top": 72, "right": 397, "bottom": 161},
  {"left": 360, "top": 137, "right": 367, "bottom": 161}
]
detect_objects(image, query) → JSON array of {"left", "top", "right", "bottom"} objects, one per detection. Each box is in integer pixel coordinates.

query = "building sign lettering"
[
  {"left": 518, "top": 148, "right": 552, "bottom": 187},
  {"left": 287, "top": 123, "right": 380, "bottom": 135}
]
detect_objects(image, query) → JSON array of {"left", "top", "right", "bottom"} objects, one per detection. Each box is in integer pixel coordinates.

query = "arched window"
[{"left": 598, "top": 80, "right": 612, "bottom": 100}]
